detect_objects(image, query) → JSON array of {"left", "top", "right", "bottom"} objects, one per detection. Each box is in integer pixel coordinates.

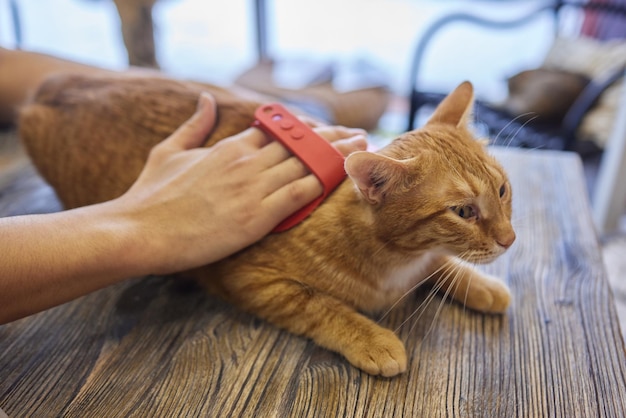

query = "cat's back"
[{"left": 19, "top": 73, "right": 260, "bottom": 208}]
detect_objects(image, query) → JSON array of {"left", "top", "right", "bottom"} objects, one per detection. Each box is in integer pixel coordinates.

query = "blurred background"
[{"left": 0, "top": 0, "right": 555, "bottom": 134}]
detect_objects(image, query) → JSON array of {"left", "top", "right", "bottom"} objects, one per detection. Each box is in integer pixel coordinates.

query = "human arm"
[{"left": 0, "top": 93, "right": 367, "bottom": 324}]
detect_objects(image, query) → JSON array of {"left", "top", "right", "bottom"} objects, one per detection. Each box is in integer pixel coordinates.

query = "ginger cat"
[{"left": 19, "top": 75, "right": 514, "bottom": 377}]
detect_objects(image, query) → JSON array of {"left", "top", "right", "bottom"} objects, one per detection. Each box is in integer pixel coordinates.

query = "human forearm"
[
  {"left": 0, "top": 202, "right": 146, "bottom": 324},
  {"left": 0, "top": 47, "right": 117, "bottom": 124},
  {"left": 0, "top": 92, "right": 367, "bottom": 324}
]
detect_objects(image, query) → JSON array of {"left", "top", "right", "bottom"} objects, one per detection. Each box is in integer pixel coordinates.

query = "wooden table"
[{"left": 1, "top": 146, "right": 626, "bottom": 417}]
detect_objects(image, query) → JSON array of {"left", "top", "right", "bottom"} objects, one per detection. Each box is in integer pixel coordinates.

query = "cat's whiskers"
[
  {"left": 524, "top": 144, "right": 547, "bottom": 152},
  {"left": 511, "top": 215, "right": 532, "bottom": 233},
  {"left": 461, "top": 259, "right": 481, "bottom": 315},
  {"left": 393, "top": 256, "right": 463, "bottom": 334},
  {"left": 394, "top": 274, "right": 447, "bottom": 334},
  {"left": 492, "top": 112, "right": 536, "bottom": 147},
  {"left": 471, "top": 253, "right": 496, "bottom": 264},
  {"left": 459, "top": 249, "right": 491, "bottom": 264},
  {"left": 512, "top": 212, "right": 532, "bottom": 223},
  {"left": 434, "top": 251, "right": 483, "bottom": 331},
  {"left": 388, "top": 259, "right": 459, "bottom": 332},
  {"left": 415, "top": 257, "right": 468, "bottom": 338},
  {"left": 503, "top": 114, "right": 540, "bottom": 149},
  {"left": 377, "top": 258, "right": 455, "bottom": 325}
]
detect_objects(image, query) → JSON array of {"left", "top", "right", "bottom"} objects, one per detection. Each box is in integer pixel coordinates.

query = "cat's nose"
[{"left": 496, "top": 230, "right": 516, "bottom": 249}]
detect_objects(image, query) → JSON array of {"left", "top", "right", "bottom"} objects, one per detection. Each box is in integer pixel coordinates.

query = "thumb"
[{"left": 166, "top": 92, "right": 217, "bottom": 150}]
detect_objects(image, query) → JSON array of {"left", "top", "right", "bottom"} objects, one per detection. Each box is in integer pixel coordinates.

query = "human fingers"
[
  {"left": 161, "top": 92, "right": 217, "bottom": 151},
  {"left": 224, "top": 127, "right": 274, "bottom": 151},
  {"left": 331, "top": 135, "right": 368, "bottom": 156},
  {"left": 253, "top": 141, "right": 292, "bottom": 169},
  {"left": 213, "top": 128, "right": 286, "bottom": 173},
  {"left": 261, "top": 174, "right": 323, "bottom": 226},
  {"left": 254, "top": 124, "right": 368, "bottom": 165},
  {"left": 297, "top": 115, "right": 326, "bottom": 128},
  {"left": 253, "top": 133, "right": 367, "bottom": 174},
  {"left": 314, "top": 125, "right": 367, "bottom": 143},
  {"left": 260, "top": 156, "right": 310, "bottom": 195},
  {"left": 258, "top": 133, "right": 367, "bottom": 194}
]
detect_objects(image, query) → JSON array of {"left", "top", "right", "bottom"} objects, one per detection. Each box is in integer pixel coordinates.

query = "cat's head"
[{"left": 344, "top": 81, "right": 515, "bottom": 264}]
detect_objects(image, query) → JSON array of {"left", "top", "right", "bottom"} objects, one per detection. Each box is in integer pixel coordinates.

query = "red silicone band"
[{"left": 252, "top": 103, "right": 347, "bottom": 232}]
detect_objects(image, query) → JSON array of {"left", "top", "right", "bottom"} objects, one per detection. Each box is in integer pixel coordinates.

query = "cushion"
[{"left": 542, "top": 36, "right": 626, "bottom": 148}]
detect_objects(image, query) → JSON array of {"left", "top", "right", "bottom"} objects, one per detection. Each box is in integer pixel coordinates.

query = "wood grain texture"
[{"left": 1, "top": 146, "right": 625, "bottom": 417}]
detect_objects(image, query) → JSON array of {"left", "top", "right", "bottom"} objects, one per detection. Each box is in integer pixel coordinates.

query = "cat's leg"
[
  {"left": 425, "top": 256, "right": 511, "bottom": 314},
  {"left": 226, "top": 276, "right": 407, "bottom": 377}
]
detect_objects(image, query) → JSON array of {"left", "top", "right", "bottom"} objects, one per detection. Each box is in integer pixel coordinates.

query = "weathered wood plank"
[{"left": 1, "top": 147, "right": 625, "bottom": 417}]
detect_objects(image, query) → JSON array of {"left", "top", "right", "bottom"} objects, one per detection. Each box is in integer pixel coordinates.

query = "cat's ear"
[
  {"left": 344, "top": 151, "right": 409, "bottom": 205},
  {"left": 426, "top": 81, "right": 474, "bottom": 128}
]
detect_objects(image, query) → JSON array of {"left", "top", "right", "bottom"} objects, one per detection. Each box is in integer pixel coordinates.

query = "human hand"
[{"left": 114, "top": 92, "right": 367, "bottom": 274}]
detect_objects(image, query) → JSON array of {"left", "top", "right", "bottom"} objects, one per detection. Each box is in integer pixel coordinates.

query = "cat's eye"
[
  {"left": 450, "top": 205, "right": 477, "bottom": 220},
  {"left": 499, "top": 185, "right": 506, "bottom": 198}
]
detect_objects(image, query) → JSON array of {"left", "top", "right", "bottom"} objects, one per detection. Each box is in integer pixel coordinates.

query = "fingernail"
[
  {"left": 348, "top": 128, "right": 367, "bottom": 135},
  {"left": 351, "top": 134, "right": 368, "bottom": 149},
  {"left": 197, "top": 92, "right": 212, "bottom": 111}
]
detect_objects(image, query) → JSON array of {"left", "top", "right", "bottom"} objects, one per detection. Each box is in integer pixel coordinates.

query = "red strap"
[{"left": 252, "top": 103, "right": 346, "bottom": 232}]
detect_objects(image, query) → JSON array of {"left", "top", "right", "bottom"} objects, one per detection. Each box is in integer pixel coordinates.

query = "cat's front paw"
[
  {"left": 344, "top": 328, "right": 407, "bottom": 377},
  {"left": 464, "top": 274, "right": 511, "bottom": 314}
]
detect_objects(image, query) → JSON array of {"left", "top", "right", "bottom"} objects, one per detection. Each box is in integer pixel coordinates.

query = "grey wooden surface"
[{"left": 1, "top": 145, "right": 625, "bottom": 417}]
